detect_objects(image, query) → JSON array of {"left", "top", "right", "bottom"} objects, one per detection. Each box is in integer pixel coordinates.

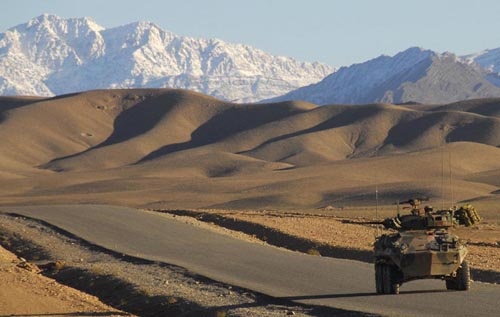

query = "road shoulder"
[{"left": 0, "top": 245, "right": 131, "bottom": 316}]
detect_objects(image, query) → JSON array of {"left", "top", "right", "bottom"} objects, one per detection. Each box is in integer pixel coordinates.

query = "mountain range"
[
  {"left": 0, "top": 14, "right": 333, "bottom": 102},
  {"left": 270, "top": 47, "right": 500, "bottom": 105},
  {"left": 2, "top": 15, "right": 500, "bottom": 104}
]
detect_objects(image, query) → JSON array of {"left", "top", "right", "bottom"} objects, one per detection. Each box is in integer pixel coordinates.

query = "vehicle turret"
[{"left": 377, "top": 199, "right": 481, "bottom": 231}]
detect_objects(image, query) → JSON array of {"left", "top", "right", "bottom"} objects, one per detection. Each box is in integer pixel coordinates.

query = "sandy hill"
[{"left": 0, "top": 89, "right": 499, "bottom": 209}]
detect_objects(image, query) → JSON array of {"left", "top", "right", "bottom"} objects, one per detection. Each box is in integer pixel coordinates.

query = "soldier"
[
  {"left": 424, "top": 205, "right": 433, "bottom": 215},
  {"left": 406, "top": 199, "right": 423, "bottom": 216}
]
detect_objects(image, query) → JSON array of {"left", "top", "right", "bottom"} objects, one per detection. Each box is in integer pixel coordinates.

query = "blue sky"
[{"left": 2, "top": 0, "right": 499, "bottom": 67}]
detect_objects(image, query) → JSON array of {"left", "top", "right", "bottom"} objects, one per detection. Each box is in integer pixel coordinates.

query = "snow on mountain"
[
  {"left": 463, "top": 48, "right": 500, "bottom": 73},
  {"left": 462, "top": 48, "right": 500, "bottom": 87},
  {"left": 0, "top": 14, "right": 334, "bottom": 102},
  {"left": 269, "top": 47, "right": 500, "bottom": 105}
]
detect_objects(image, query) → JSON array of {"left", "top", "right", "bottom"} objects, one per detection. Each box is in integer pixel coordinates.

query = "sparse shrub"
[
  {"left": 215, "top": 310, "right": 227, "bottom": 317},
  {"left": 40, "top": 260, "right": 66, "bottom": 271},
  {"left": 136, "top": 288, "right": 152, "bottom": 297},
  {"left": 307, "top": 248, "right": 321, "bottom": 256},
  {"left": 166, "top": 296, "right": 178, "bottom": 305},
  {"left": 53, "top": 260, "right": 65, "bottom": 271},
  {"left": 90, "top": 266, "right": 104, "bottom": 275},
  {"left": 118, "top": 298, "right": 127, "bottom": 306}
]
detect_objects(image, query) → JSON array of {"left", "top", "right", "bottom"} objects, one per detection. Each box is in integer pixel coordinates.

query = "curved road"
[{"left": 1, "top": 205, "right": 498, "bottom": 316}]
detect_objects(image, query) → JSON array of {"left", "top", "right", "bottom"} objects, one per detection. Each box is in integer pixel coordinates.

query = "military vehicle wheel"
[
  {"left": 455, "top": 261, "right": 470, "bottom": 290},
  {"left": 445, "top": 278, "right": 456, "bottom": 290},
  {"left": 381, "top": 264, "right": 400, "bottom": 294},
  {"left": 375, "top": 264, "right": 384, "bottom": 294},
  {"left": 446, "top": 261, "right": 470, "bottom": 291}
]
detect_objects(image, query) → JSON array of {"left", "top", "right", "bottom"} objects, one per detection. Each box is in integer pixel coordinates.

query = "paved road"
[{"left": 1, "top": 205, "right": 498, "bottom": 316}]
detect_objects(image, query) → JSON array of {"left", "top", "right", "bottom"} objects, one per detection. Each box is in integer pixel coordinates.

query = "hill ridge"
[{"left": 0, "top": 89, "right": 499, "bottom": 208}]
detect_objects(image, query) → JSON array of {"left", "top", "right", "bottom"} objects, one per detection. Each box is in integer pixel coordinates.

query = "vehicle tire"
[
  {"left": 455, "top": 261, "right": 470, "bottom": 290},
  {"left": 445, "top": 278, "right": 457, "bottom": 290},
  {"left": 382, "top": 264, "right": 400, "bottom": 294},
  {"left": 375, "top": 263, "right": 384, "bottom": 294},
  {"left": 447, "top": 261, "right": 470, "bottom": 291}
]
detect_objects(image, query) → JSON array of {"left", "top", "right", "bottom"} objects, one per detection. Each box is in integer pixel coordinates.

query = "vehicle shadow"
[
  {"left": 277, "top": 289, "right": 448, "bottom": 301},
  {"left": 212, "top": 289, "right": 449, "bottom": 317}
]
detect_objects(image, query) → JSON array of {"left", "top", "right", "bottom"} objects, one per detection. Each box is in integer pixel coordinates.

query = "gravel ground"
[{"left": 0, "top": 245, "right": 132, "bottom": 316}]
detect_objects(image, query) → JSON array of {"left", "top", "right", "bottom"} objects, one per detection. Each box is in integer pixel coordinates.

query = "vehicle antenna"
[
  {"left": 441, "top": 144, "right": 445, "bottom": 210},
  {"left": 375, "top": 185, "right": 380, "bottom": 236},
  {"left": 449, "top": 150, "right": 454, "bottom": 208}
]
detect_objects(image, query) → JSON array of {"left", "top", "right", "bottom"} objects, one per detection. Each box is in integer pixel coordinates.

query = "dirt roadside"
[{"left": 0, "top": 245, "right": 132, "bottom": 316}]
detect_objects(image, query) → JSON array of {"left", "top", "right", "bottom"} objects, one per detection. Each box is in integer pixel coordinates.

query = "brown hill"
[{"left": 0, "top": 89, "right": 499, "bottom": 209}]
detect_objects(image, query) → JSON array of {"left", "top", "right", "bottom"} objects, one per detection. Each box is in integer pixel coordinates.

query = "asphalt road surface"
[{"left": 1, "top": 205, "right": 498, "bottom": 316}]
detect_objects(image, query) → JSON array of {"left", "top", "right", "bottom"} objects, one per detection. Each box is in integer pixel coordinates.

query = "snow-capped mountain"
[
  {"left": 270, "top": 47, "right": 500, "bottom": 105},
  {"left": 0, "top": 14, "right": 334, "bottom": 102}
]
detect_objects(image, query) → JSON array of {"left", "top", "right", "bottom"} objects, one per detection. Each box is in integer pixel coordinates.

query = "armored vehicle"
[{"left": 373, "top": 199, "right": 480, "bottom": 294}]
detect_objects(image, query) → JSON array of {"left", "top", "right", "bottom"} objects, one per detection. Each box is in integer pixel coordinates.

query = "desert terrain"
[
  {"left": 0, "top": 88, "right": 499, "bottom": 316},
  {"left": 0, "top": 244, "right": 132, "bottom": 316}
]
